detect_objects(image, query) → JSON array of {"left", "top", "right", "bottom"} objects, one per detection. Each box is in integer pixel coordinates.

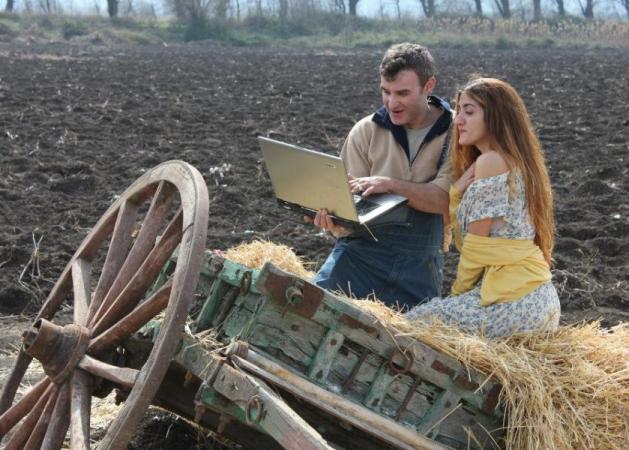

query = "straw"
[{"left": 224, "top": 239, "right": 315, "bottom": 279}]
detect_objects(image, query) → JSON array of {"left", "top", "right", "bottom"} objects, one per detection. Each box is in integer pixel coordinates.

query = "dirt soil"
[{"left": 0, "top": 42, "right": 627, "bottom": 447}]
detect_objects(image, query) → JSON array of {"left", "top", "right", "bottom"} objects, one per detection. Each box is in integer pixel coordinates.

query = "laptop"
[{"left": 259, "top": 137, "right": 408, "bottom": 228}]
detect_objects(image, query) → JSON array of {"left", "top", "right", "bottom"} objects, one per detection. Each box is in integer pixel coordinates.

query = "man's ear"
[{"left": 422, "top": 76, "right": 436, "bottom": 95}]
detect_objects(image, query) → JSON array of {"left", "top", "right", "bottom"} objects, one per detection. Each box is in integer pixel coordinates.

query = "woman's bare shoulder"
[{"left": 474, "top": 151, "right": 509, "bottom": 180}]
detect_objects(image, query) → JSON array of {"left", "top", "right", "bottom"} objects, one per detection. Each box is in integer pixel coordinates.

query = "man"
[{"left": 309, "top": 43, "right": 452, "bottom": 309}]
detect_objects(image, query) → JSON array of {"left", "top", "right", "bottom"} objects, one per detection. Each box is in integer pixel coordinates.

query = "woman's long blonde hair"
[{"left": 451, "top": 78, "right": 555, "bottom": 264}]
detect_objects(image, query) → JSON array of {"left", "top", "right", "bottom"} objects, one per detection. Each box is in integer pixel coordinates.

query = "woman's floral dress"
[{"left": 404, "top": 172, "right": 560, "bottom": 338}]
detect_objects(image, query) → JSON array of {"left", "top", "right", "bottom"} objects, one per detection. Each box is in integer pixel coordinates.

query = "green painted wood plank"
[
  {"left": 363, "top": 361, "right": 397, "bottom": 411},
  {"left": 308, "top": 329, "right": 345, "bottom": 383}
]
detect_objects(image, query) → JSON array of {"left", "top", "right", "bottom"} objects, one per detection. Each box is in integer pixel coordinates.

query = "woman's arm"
[{"left": 466, "top": 151, "right": 509, "bottom": 237}]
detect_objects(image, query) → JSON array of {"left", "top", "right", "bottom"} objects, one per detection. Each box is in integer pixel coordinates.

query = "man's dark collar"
[{"left": 372, "top": 95, "right": 452, "bottom": 156}]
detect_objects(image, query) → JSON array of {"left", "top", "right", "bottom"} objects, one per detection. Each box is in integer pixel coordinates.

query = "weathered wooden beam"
[
  {"left": 211, "top": 363, "right": 333, "bottom": 450},
  {"left": 234, "top": 347, "right": 448, "bottom": 450}
]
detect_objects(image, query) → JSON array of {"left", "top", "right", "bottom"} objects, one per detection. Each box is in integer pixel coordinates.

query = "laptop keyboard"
[{"left": 353, "top": 195, "right": 380, "bottom": 215}]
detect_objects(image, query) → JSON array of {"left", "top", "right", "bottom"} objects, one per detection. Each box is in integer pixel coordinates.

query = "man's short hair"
[{"left": 380, "top": 43, "right": 436, "bottom": 86}]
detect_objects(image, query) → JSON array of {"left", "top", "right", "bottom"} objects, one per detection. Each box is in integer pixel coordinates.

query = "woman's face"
[{"left": 454, "top": 92, "right": 491, "bottom": 152}]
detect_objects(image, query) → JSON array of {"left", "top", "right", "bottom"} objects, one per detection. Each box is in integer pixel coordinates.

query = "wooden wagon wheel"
[{"left": 0, "top": 160, "right": 209, "bottom": 449}]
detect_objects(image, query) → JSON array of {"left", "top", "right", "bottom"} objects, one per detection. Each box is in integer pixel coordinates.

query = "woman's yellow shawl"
[{"left": 449, "top": 185, "right": 551, "bottom": 306}]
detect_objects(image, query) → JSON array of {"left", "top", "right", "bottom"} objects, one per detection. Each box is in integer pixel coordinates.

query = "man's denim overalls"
[{"left": 314, "top": 98, "right": 452, "bottom": 310}]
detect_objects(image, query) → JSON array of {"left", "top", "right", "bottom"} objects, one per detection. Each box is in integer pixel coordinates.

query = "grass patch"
[{"left": 0, "top": 12, "right": 627, "bottom": 49}]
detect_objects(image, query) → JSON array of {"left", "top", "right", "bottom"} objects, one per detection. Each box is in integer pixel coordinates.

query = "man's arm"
[
  {"left": 351, "top": 176, "right": 449, "bottom": 216},
  {"left": 389, "top": 179, "right": 449, "bottom": 216}
]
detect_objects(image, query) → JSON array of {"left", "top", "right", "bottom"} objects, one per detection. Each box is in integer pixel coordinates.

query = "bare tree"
[
  {"left": 618, "top": 0, "right": 629, "bottom": 19},
  {"left": 393, "top": 0, "right": 401, "bottom": 19},
  {"left": 333, "top": 0, "right": 345, "bottom": 13},
  {"left": 5, "top": 0, "right": 14, "bottom": 12},
  {"left": 108, "top": 0, "right": 119, "bottom": 17},
  {"left": 578, "top": 0, "right": 594, "bottom": 18},
  {"left": 348, "top": 0, "right": 359, "bottom": 15},
  {"left": 552, "top": 0, "right": 565, "bottom": 16},
  {"left": 167, "top": 0, "right": 212, "bottom": 20},
  {"left": 37, "top": 0, "right": 60, "bottom": 13},
  {"left": 279, "top": 0, "right": 288, "bottom": 21},
  {"left": 215, "top": 0, "right": 228, "bottom": 19},
  {"left": 473, "top": 0, "right": 483, "bottom": 16},
  {"left": 121, "top": 0, "right": 133, "bottom": 16},
  {"left": 418, "top": 0, "right": 436, "bottom": 18},
  {"left": 532, "top": 0, "right": 541, "bottom": 20},
  {"left": 493, "top": 0, "right": 511, "bottom": 18}
]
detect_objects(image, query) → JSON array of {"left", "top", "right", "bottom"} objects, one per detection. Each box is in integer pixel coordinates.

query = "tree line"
[{"left": 3, "top": 0, "right": 629, "bottom": 21}]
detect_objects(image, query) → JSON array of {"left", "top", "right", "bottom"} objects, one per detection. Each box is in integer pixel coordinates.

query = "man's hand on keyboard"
[
  {"left": 304, "top": 209, "right": 351, "bottom": 238},
  {"left": 348, "top": 174, "right": 393, "bottom": 197}
]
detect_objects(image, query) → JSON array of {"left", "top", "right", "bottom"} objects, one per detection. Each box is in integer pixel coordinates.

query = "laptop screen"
[{"left": 259, "top": 137, "right": 359, "bottom": 221}]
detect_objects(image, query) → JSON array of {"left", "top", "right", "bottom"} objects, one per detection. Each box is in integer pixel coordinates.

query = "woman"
[{"left": 404, "top": 78, "right": 560, "bottom": 338}]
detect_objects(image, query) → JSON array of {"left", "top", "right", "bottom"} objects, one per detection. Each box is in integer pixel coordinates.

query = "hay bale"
[
  {"left": 354, "top": 298, "right": 629, "bottom": 450},
  {"left": 224, "top": 240, "right": 314, "bottom": 279}
]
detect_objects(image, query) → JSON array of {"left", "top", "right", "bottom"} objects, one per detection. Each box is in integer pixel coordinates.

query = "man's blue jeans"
[{"left": 313, "top": 210, "right": 444, "bottom": 310}]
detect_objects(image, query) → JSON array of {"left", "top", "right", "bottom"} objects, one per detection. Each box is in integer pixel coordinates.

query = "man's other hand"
[{"left": 304, "top": 209, "right": 351, "bottom": 238}]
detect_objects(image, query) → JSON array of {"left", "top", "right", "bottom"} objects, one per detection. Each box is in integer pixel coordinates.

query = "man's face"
[{"left": 380, "top": 70, "right": 433, "bottom": 129}]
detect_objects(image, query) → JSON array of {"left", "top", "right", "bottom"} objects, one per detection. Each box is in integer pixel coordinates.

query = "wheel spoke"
[
  {"left": 88, "top": 182, "right": 176, "bottom": 329},
  {"left": 91, "top": 209, "right": 183, "bottom": 337},
  {"left": 41, "top": 381, "right": 71, "bottom": 450},
  {"left": 72, "top": 259, "right": 92, "bottom": 326},
  {"left": 78, "top": 355, "right": 139, "bottom": 389},
  {"left": 70, "top": 370, "right": 92, "bottom": 450},
  {"left": 35, "top": 269, "right": 73, "bottom": 324},
  {"left": 87, "top": 200, "right": 139, "bottom": 325},
  {"left": 0, "top": 350, "right": 34, "bottom": 415},
  {"left": 89, "top": 281, "right": 172, "bottom": 354},
  {"left": 4, "top": 383, "right": 57, "bottom": 450},
  {"left": 22, "top": 384, "right": 59, "bottom": 450},
  {"left": 0, "top": 377, "right": 50, "bottom": 438}
]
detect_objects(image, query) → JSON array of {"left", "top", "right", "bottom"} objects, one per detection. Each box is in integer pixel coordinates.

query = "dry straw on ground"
[{"left": 227, "top": 240, "right": 629, "bottom": 450}]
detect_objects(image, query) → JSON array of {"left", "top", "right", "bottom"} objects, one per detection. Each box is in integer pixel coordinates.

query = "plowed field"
[{"left": 1, "top": 43, "right": 627, "bottom": 324}]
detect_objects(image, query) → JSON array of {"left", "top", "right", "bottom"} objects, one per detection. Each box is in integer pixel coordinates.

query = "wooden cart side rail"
[
  {"left": 254, "top": 262, "right": 502, "bottom": 415},
  {"left": 230, "top": 347, "right": 448, "bottom": 450},
  {"left": 187, "top": 255, "right": 489, "bottom": 403},
  {"left": 173, "top": 335, "right": 446, "bottom": 450}
]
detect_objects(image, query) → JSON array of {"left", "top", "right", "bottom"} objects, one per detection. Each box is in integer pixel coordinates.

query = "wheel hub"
[{"left": 22, "top": 319, "right": 90, "bottom": 384}]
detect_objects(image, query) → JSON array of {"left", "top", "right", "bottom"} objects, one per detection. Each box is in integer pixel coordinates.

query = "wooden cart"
[{"left": 0, "top": 162, "right": 504, "bottom": 450}]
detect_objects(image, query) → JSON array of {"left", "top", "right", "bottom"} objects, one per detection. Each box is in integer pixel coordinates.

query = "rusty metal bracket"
[
  {"left": 212, "top": 285, "right": 241, "bottom": 327},
  {"left": 245, "top": 394, "right": 266, "bottom": 424},
  {"left": 341, "top": 348, "right": 369, "bottom": 394},
  {"left": 388, "top": 348, "right": 414, "bottom": 376},
  {"left": 256, "top": 263, "right": 324, "bottom": 319},
  {"left": 395, "top": 376, "right": 422, "bottom": 421},
  {"left": 240, "top": 271, "right": 253, "bottom": 295}
]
